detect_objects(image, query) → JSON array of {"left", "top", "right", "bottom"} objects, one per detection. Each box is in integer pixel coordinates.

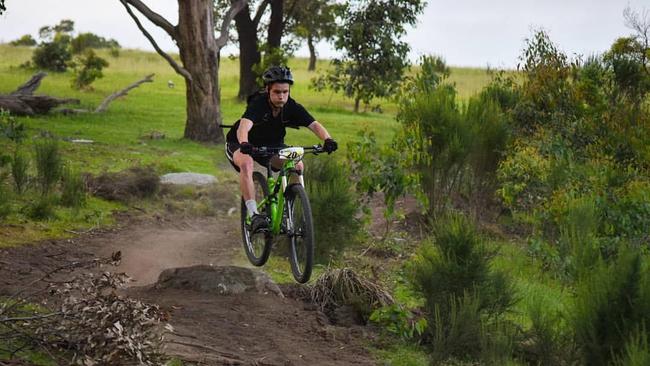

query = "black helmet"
[{"left": 262, "top": 66, "right": 294, "bottom": 85}]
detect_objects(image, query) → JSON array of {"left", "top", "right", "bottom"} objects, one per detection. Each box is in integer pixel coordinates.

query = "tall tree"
[
  {"left": 0, "top": 0, "right": 5, "bottom": 15},
  {"left": 284, "top": 0, "right": 339, "bottom": 71},
  {"left": 119, "top": 0, "right": 246, "bottom": 142},
  {"left": 313, "top": 0, "right": 425, "bottom": 112},
  {"left": 231, "top": 0, "right": 286, "bottom": 100}
]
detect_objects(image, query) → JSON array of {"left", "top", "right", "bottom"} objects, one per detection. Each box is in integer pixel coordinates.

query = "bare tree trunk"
[
  {"left": 267, "top": 0, "right": 283, "bottom": 49},
  {"left": 177, "top": 0, "right": 223, "bottom": 142},
  {"left": 235, "top": 3, "right": 261, "bottom": 100},
  {"left": 121, "top": 0, "right": 246, "bottom": 143},
  {"left": 307, "top": 35, "right": 316, "bottom": 71},
  {"left": 354, "top": 98, "right": 360, "bottom": 113}
]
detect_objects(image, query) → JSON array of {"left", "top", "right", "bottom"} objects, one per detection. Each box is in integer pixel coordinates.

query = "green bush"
[
  {"left": 70, "top": 49, "right": 109, "bottom": 90},
  {"left": 70, "top": 32, "right": 120, "bottom": 54},
  {"left": 306, "top": 156, "right": 360, "bottom": 263},
  {"left": 32, "top": 39, "right": 71, "bottom": 72},
  {"left": 10, "top": 34, "right": 37, "bottom": 47},
  {"left": 409, "top": 213, "right": 517, "bottom": 362},
  {"left": 0, "top": 174, "right": 10, "bottom": 219},
  {"left": 33, "top": 138, "right": 62, "bottom": 195},
  {"left": 0, "top": 110, "right": 27, "bottom": 143},
  {"left": 347, "top": 128, "right": 412, "bottom": 225},
  {"left": 572, "top": 250, "right": 650, "bottom": 366},
  {"left": 11, "top": 148, "right": 29, "bottom": 194},
  {"left": 25, "top": 195, "right": 57, "bottom": 220},
  {"left": 60, "top": 165, "right": 87, "bottom": 209}
]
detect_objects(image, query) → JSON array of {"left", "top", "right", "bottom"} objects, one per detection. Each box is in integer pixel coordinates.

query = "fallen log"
[
  {"left": 10, "top": 72, "right": 47, "bottom": 96},
  {"left": 0, "top": 73, "right": 80, "bottom": 115}
]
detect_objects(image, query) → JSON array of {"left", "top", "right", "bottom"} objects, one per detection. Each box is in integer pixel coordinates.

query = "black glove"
[
  {"left": 323, "top": 138, "right": 338, "bottom": 154},
  {"left": 239, "top": 142, "right": 253, "bottom": 155}
]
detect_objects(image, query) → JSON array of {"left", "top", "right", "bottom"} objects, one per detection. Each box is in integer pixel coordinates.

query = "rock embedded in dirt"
[
  {"left": 160, "top": 172, "right": 217, "bottom": 186},
  {"left": 155, "top": 265, "right": 283, "bottom": 297}
]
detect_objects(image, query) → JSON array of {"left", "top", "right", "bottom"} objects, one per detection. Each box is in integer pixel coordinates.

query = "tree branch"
[
  {"left": 120, "top": 0, "right": 192, "bottom": 82},
  {"left": 252, "top": 0, "right": 271, "bottom": 27},
  {"left": 216, "top": 0, "right": 248, "bottom": 49},
  {"left": 95, "top": 74, "right": 155, "bottom": 113},
  {"left": 121, "top": 0, "right": 177, "bottom": 39}
]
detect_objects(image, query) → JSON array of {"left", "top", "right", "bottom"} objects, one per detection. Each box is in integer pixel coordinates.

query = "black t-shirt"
[{"left": 226, "top": 93, "right": 315, "bottom": 146}]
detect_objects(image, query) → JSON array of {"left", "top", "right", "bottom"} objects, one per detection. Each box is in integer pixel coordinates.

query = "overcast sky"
[{"left": 0, "top": 0, "right": 647, "bottom": 68}]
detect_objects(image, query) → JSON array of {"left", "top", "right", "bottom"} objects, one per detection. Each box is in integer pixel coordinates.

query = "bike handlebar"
[{"left": 244, "top": 144, "right": 325, "bottom": 157}]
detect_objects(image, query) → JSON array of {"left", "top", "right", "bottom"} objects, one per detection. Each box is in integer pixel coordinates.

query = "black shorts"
[{"left": 225, "top": 142, "right": 283, "bottom": 172}]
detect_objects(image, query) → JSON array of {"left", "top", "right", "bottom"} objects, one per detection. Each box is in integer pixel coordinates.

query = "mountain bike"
[{"left": 240, "top": 144, "right": 325, "bottom": 283}]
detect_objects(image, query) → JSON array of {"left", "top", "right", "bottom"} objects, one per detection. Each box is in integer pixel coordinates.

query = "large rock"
[
  {"left": 160, "top": 172, "right": 217, "bottom": 186},
  {"left": 155, "top": 265, "right": 283, "bottom": 297}
]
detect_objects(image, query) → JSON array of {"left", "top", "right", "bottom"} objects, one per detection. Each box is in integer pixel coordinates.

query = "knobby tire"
[
  {"left": 241, "top": 171, "right": 272, "bottom": 266},
  {"left": 285, "top": 184, "right": 314, "bottom": 283}
]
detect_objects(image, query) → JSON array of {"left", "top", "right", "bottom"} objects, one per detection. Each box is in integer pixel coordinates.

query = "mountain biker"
[{"left": 225, "top": 66, "right": 338, "bottom": 232}]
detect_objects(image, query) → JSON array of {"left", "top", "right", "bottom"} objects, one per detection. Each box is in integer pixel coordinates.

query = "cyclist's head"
[{"left": 262, "top": 66, "right": 294, "bottom": 87}]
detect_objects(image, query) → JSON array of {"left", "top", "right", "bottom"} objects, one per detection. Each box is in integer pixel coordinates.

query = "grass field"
[{"left": 0, "top": 44, "right": 497, "bottom": 245}]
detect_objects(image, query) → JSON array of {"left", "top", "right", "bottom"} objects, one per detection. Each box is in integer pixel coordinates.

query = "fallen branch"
[
  {"left": 10, "top": 72, "right": 47, "bottom": 96},
  {"left": 95, "top": 73, "right": 155, "bottom": 113}
]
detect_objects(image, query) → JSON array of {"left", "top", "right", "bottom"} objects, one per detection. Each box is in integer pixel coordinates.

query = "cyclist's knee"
[
  {"left": 235, "top": 153, "right": 254, "bottom": 174},
  {"left": 296, "top": 161, "right": 304, "bottom": 173}
]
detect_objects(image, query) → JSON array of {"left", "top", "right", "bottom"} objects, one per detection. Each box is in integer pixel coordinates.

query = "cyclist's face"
[{"left": 268, "top": 83, "right": 290, "bottom": 109}]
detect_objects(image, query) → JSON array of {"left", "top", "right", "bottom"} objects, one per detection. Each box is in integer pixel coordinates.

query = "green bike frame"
[{"left": 257, "top": 158, "right": 301, "bottom": 235}]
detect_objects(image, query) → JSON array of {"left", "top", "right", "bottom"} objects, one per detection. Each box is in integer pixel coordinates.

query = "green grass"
[{"left": 0, "top": 44, "right": 494, "bottom": 246}]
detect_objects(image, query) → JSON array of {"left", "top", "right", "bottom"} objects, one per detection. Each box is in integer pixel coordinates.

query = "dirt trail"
[{"left": 0, "top": 213, "right": 377, "bottom": 365}]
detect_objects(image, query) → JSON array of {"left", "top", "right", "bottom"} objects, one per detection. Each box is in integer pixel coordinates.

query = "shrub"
[
  {"left": 497, "top": 142, "right": 550, "bottom": 213},
  {"left": 70, "top": 32, "right": 120, "bottom": 54},
  {"left": 409, "top": 213, "right": 517, "bottom": 362},
  {"left": 0, "top": 110, "right": 27, "bottom": 143},
  {"left": 32, "top": 39, "right": 71, "bottom": 72},
  {"left": 60, "top": 165, "right": 87, "bottom": 209},
  {"left": 25, "top": 194, "right": 57, "bottom": 220},
  {"left": 346, "top": 128, "right": 412, "bottom": 233},
  {"left": 70, "top": 49, "right": 109, "bottom": 90},
  {"left": 10, "top": 34, "right": 37, "bottom": 47},
  {"left": 33, "top": 138, "right": 63, "bottom": 195},
  {"left": 572, "top": 250, "right": 650, "bottom": 365},
  {"left": 465, "top": 93, "right": 511, "bottom": 209},
  {"left": 305, "top": 156, "right": 361, "bottom": 263},
  {"left": 11, "top": 148, "right": 29, "bottom": 194},
  {"left": 398, "top": 85, "right": 470, "bottom": 216}
]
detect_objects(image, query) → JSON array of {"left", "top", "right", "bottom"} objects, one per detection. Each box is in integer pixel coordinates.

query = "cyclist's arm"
[
  {"left": 237, "top": 118, "right": 254, "bottom": 143},
  {"left": 307, "top": 121, "right": 331, "bottom": 141}
]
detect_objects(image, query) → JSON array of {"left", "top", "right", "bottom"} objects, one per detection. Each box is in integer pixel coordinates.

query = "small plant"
[
  {"left": 70, "top": 49, "right": 109, "bottom": 90},
  {"left": 409, "top": 213, "right": 517, "bottom": 363},
  {"left": 60, "top": 165, "right": 87, "bottom": 209},
  {"left": 369, "top": 303, "right": 427, "bottom": 340},
  {"left": 305, "top": 156, "right": 361, "bottom": 263},
  {"left": 11, "top": 148, "right": 29, "bottom": 194},
  {"left": 25, "top": 194, "right": 57, "bottom": 220},
  {"left": 572, "top": 250, "right": 650, "bottom": 366},
  {"left": 33, "top": 138, "right": 63, "bottom": 195},
  {"left": 0, "top": 109, "right": 27, "bottom": 143}
]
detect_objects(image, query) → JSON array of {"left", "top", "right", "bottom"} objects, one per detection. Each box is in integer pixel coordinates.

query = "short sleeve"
[
  {"left": 241, "top": 96, "right": 267, "bottom": 124},
  {"left": 287, "top": 100, "right": 315, "bottom": 127}
]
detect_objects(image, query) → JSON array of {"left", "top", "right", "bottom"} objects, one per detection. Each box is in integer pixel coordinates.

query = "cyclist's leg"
[
  {"left": 288, "top": 160, "right": 304, "bottom": 185},
  {"left": 233, "top": 149, "right": 257, "bottom": 215}
]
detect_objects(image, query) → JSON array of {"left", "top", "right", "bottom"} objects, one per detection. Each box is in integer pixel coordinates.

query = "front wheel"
[
  {"left": 285, "top": 184, "right": 314, "bottom": 283},
  {"left": 241, "top": 171, "right": 272, "bottom": 266}
]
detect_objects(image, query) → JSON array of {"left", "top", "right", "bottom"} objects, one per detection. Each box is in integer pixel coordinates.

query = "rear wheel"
[
  {"left": 241, "top": 171, "right": 272, "bottom": 266},
  {"left": 285, "top": 184, "right": 314, "bottom": 283}
]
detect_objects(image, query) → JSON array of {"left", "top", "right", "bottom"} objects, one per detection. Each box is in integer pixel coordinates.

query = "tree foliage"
[
  {"left": 312, "top": 0, "right": 425, "bottom": 112},
  {"left": 284, "top": 0, "right": 340, "bottom": 71}
]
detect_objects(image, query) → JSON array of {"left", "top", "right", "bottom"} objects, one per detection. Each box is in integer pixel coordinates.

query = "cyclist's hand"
[
  {"left": 239, "top": 142, "right": 253, "bottom": 155},
  {"left": 323, "top": 138, "right": 338, "bottom": 154}
]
